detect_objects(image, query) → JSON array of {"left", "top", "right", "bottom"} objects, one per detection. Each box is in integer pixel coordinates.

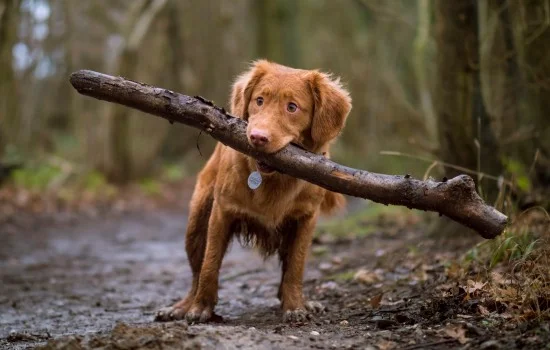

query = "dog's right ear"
[{"left": 230, "top": 60, "right": 270, "bottom": 120}]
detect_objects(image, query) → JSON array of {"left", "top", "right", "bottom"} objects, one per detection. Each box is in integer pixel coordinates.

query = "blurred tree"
[
  {"left": 102, "top": 0, "right": 168, "bottom": 182},
  {"left": 0, "top": 0, "right": 21, "bottom": 157},
  {"left": 511, "top": 0, "right": 550, "bottom": 200},
  {"left": 256, "top": 0, "right": 300, "bottom": 66},
  {"left": 479, "top": 0, "right": 549, "bottom": 207},
  {"left": 2, "top": 0, "right": 546, "bottom": 196},
  {"left": 434, "top": 0, "right": 502, "bottom": 203}
]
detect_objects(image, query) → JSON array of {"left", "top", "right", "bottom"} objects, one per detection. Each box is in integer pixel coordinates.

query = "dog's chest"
[{"left": 220, "top": 175, "right": 306, "bottom": 228}]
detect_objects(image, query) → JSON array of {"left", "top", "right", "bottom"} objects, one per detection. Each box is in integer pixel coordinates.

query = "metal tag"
[{"left": 247, "top": 171, "right": 262, "bottom": 190}]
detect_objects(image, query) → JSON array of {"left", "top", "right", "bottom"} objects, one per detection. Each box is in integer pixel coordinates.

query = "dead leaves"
[
  {"left": 370, "top": 293, "right": 384, "bottom": 309},
  {"left": 354, "top": 269, "right": 383, "bottom": 284},
  {"left": 441, "top": 324, "right": 469, "bottom": 344},
  {"left": 463, "top": 280, "right": 487, "bottom": 298}
]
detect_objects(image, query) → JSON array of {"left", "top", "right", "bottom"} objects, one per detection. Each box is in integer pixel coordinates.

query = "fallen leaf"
[
  {"left": 490, "top": 271, "right": 508, "bottom": 285},
  {"left": 370, "top": 293, "right": 384, "bottom": 309},
  {"left": 463, "top": 280, "right": 487, "bottom": 296},
  {"left": 354, "top": 269, "right": 382, "bottom": 284},
  {"left": 377, "top": 340, "right": 396, "bottom": 350},
  {"left": 478, "top": 305, "right": 490, "bottom": 315},
  {"left": 442, "top": 325, "right": 469, "bottom": 344}
]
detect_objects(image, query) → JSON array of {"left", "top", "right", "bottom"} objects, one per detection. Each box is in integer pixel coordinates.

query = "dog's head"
[{"left": 231, "top": 60, "right": 351, "bottom": 173}]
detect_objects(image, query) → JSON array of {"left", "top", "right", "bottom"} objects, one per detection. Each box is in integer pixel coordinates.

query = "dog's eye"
[
  {"left": 287, "top": 102, "right": 298, "bottom": 113},
  {"left": 256, "top": 97, "right": 264, "bottom": 106}
]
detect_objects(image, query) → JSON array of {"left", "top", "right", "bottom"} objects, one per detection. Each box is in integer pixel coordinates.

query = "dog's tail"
[{"left": 320, "top": 191, "right": 346, "bottom": 215}]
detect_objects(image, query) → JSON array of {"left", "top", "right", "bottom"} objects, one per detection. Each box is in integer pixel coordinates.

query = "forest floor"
[{"left": 1, "top": 186, "right": 549, "bottom": 350}]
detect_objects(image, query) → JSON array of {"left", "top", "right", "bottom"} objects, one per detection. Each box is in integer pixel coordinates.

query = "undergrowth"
[{"left": 463, "top": 207, "right": 550, "bottom": 321}]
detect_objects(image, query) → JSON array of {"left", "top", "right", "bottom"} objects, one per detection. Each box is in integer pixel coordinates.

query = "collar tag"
[{"left": 247, "top": 171, "right": 262, "bottom": 190}]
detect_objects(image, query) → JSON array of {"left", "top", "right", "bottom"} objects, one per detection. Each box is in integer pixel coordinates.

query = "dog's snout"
[{"left": 249, "top": 129, "right": 270, "bottom": 147}]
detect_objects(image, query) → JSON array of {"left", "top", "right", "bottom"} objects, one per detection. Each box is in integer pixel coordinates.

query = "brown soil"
[{"left": 1, "top": 206, "right": 548, "bottom": 349}]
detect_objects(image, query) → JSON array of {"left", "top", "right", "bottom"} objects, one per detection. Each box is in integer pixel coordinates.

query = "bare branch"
[{"left": 69, "top": 69, "right": 508, "bottom": 239}]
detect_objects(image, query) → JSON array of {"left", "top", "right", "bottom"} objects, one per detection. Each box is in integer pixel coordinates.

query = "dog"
[{"left": 156, "top": 60, "right": 352, "bottom": 323}]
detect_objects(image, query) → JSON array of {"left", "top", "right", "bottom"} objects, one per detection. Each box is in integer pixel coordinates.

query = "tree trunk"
[
  {"left": 103, "top": 0, "right": 168, "bottom": 182},
  {"left": 256, "top": 0, "right": 300, "bottom": 67},
  {"left": 0, "top": 0, "right": 20, "bottom": 157},
  {"left": 511, "top": 0, "right": 550, "bottom": 202},
  {"left": 434, "top": 0, "right": 502, "bottom": 203}
]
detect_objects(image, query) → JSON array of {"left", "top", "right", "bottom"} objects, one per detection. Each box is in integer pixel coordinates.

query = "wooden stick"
[{"left": 69, "top": 70, "right": 508, "bottom": 238}]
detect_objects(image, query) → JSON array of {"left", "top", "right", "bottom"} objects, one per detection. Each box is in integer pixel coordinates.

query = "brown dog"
[{"left": 156, "top": 60, "right": 352, "bottom": 323}]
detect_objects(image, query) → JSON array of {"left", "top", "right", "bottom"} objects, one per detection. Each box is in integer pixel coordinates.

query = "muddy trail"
[{"left": 1, "top": 207, "right": 548, "bottom": 349}]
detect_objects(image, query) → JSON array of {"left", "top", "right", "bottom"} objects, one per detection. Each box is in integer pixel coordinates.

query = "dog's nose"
[{"left": 250, "top": 129, "right": 269, "bottom": 147}]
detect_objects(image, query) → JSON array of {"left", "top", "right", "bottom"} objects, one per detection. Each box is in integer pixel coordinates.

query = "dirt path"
[{"left": 1, "top": 209, "right": 547, "bottom": 349}]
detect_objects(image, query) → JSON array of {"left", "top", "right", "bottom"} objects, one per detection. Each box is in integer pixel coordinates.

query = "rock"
[
  {"left": 340, "top": 320, "right": 349, "bottom": 326},
  {"left": 319, "top": 281, "right": 340, "bottom": 291},
  {"left": 310, "top": 331, "right": 320, "bottom": 336},
  {"left": 319, "top": 262, "right": 333, "bottom": 272},
  {"left": 480, "top": 340, "right": 500, "bottom": 350}
]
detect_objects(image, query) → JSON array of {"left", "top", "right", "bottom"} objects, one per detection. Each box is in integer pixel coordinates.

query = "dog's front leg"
[
  {"left": 280, "top": 213, "right": 324, "bottom": 323},
  {"left": 186, "top": 199, "right": 232, "bottom": 323}
]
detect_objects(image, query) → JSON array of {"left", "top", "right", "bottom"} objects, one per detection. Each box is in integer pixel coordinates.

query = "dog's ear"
[
  {"left": 308, "top": 71, "right": 352, "bottom": 147},
  {"left": 230, "top": 60, "right": 270, "bottom": 120}
]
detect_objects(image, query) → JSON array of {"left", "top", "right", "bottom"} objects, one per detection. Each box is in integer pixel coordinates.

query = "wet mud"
[{"left": 1, "top": 209, "right": 548, "bottom": 349}]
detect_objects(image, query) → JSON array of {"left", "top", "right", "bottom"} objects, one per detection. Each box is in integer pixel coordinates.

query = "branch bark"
[{"left": 69, "top": 69, "right": 508, "bottom": 239}]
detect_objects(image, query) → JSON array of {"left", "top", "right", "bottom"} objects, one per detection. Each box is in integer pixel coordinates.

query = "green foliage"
[
  {"left": 328, "top": 270, "right": 356, "bottom": 282},
  {"left": 489, "top": 229, "right": 538, "bottom": 268},
  {"left": 12, "top": 164, "right": 62, "bottom": 191},
  {"left": 138, "top": 178, "right": 162, "bottom": 195},
  {"left": 161, "top": 164, "right": 185, "bottom": 182},
  {"left": 464, "top": 226, "right": 539, "bottom": 268},
  {"left": 83, "top": 171, "right": 108, "bottom": 191},
  {"left": 503, "top": 158, "right": 532, "bottom": 192}
]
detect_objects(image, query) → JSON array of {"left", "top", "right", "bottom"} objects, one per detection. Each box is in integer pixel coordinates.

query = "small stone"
[
  {"left": 340, "top": 320, "right": 349, "bottom": 326},
  {"left": 310, "top": 331, "right": 320, "bottom": 336},
  {"left": 288, "top": 335, "right": 299, "bottom": 341},
  {"left": 248, "top": 327, "right": 256, "bottom": 331},
  {"left": 480, "top": 340, "right": 501, "bottom": 350},
  {"left": 319, "top": 262, "right": 333, "bottom": 272},
  {"left": 319, "top": 281, "right": 339, "bottom": 291}
]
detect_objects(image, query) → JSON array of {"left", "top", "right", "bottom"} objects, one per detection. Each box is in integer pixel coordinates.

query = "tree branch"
[{"left": 69, "top": 69, "right": 508, "bottom": 239}]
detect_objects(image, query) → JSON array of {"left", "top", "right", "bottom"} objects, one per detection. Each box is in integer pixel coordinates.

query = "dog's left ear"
[
  {"left": 230, "top": 60, "right": 270, "bottom": 120},
  {"left": 308, "top": 71, "right": 352, "bottom": 147}
]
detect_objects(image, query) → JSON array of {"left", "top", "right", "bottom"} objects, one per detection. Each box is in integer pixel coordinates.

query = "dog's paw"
[
  {"left": 283, "top": 301, "right": 325, "bottom": 323},
  {"left": 283, "top": 308, "right": 312, "bottom": 323},
  {"left": 185, "top": 304, "right": 223, "bottom": 324},
  {"left": 154, "top": 306, "right": 187, "bottom": 322},
  {"left": 305, "top": 300, "right": 326, "bottom": 313}
]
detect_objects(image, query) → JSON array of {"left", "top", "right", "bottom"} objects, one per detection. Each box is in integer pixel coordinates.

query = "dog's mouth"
[{"left": 256, "top": 161, "right": 276, "bottom": 174}]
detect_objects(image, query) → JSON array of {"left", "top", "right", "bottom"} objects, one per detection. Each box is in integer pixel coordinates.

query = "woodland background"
[
  {"left": 1, "top": 2, "right": 550, "bottom": 347},
  {"left": 0, "top": 0, "right": 549, "bottom": 214}
]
